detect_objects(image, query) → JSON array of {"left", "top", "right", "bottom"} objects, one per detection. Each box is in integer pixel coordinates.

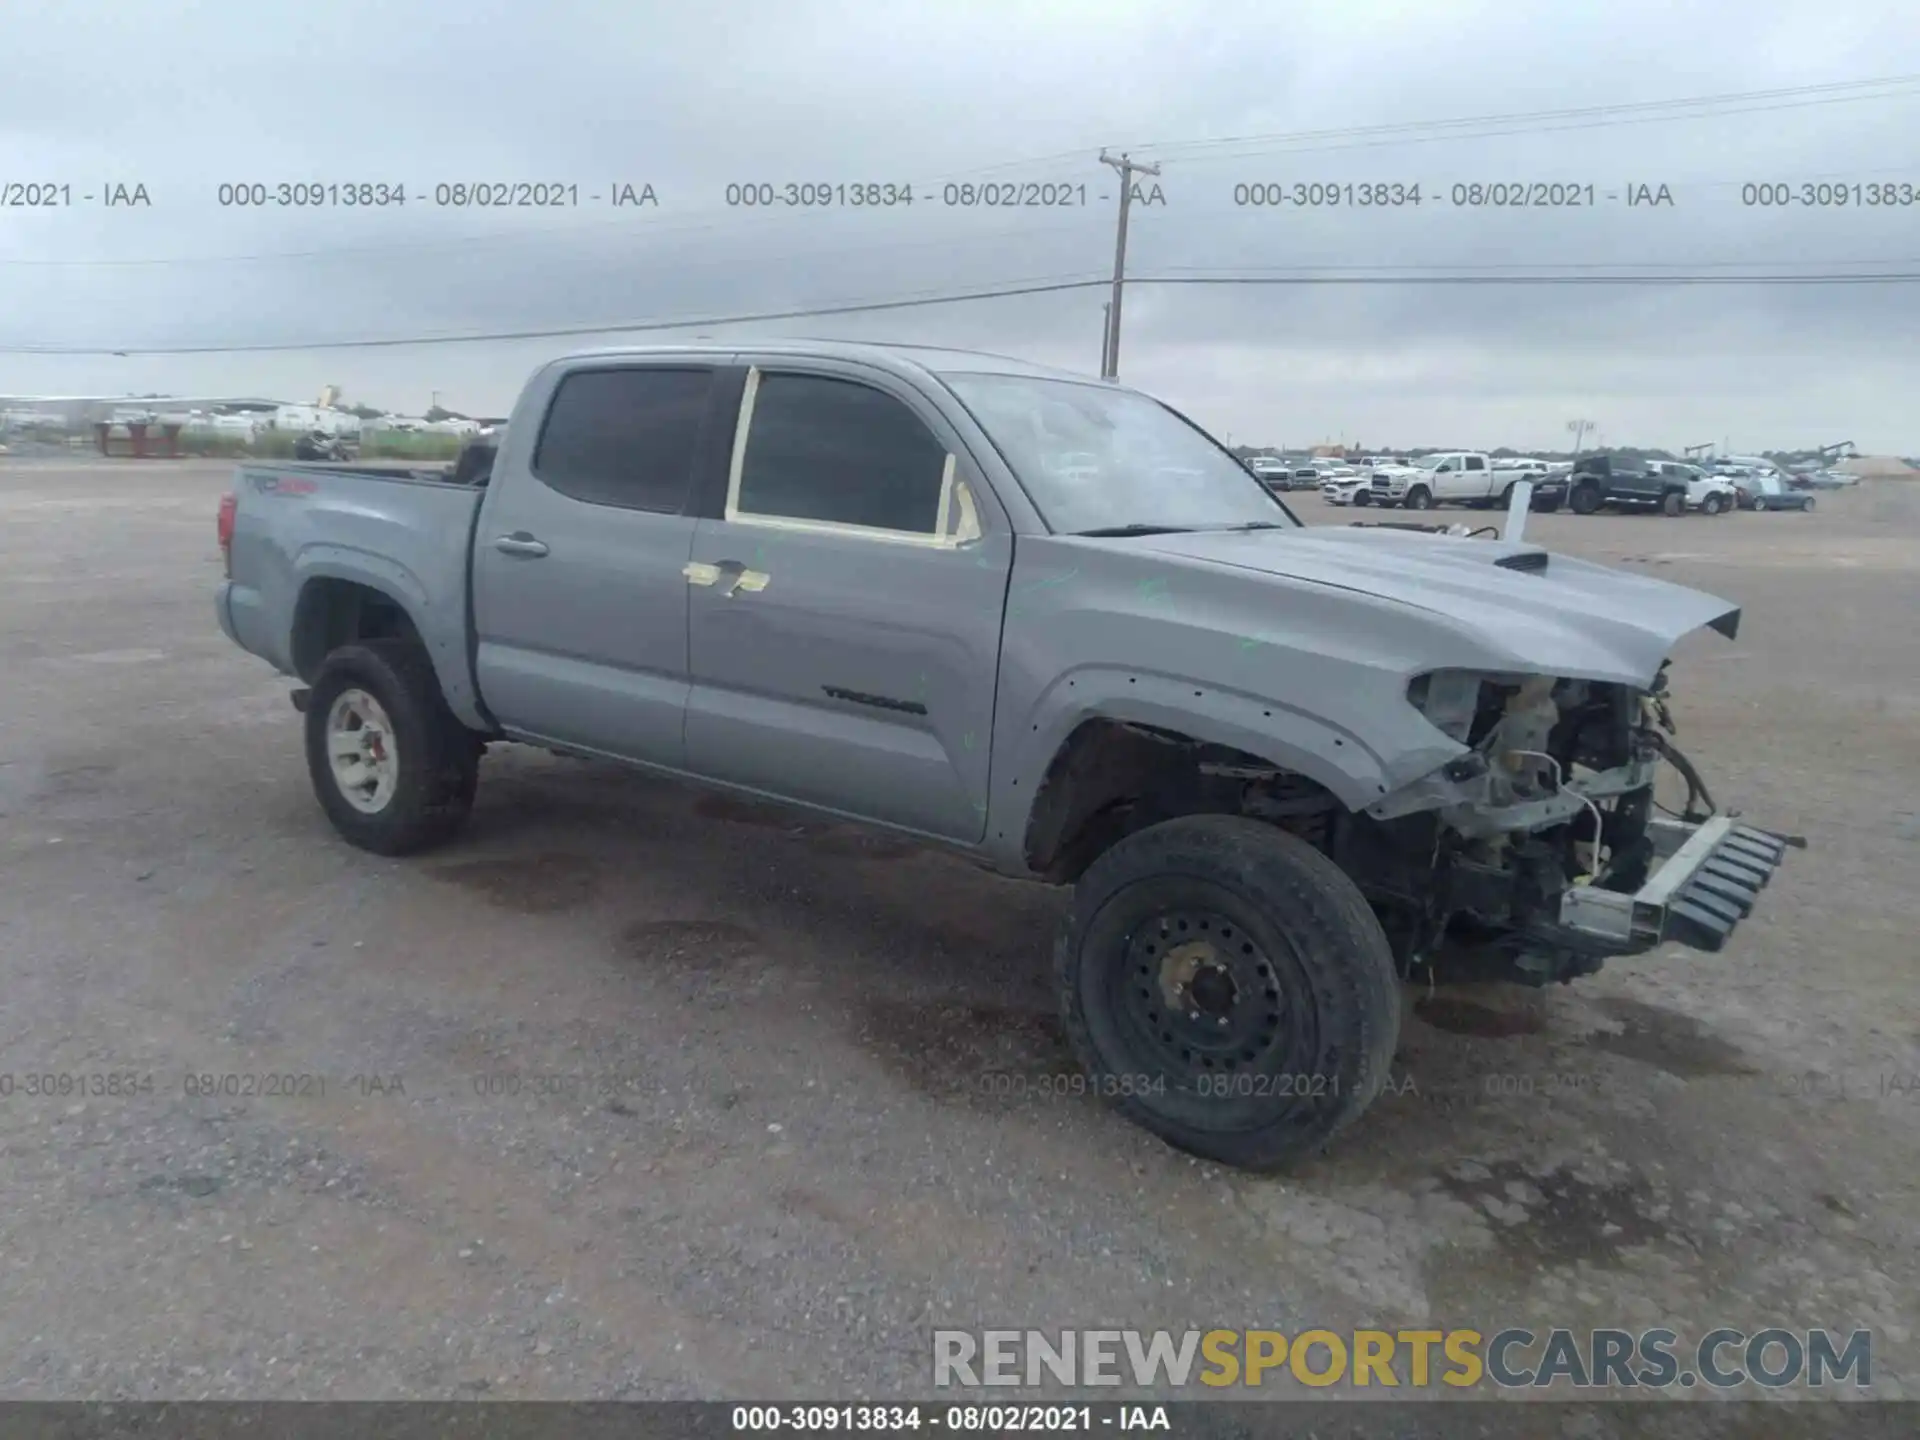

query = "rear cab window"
[{"left": 532, "top": 366, "right": 714, "bottom": 513}]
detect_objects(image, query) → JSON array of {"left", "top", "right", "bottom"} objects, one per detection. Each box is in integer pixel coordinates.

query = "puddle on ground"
[
  {"left": 1414, "top": 995, "right": 1546, "bottom": 1038},
  {"left": 853, "top": 999, "right": 1074, "bottom": 1108},
  {"left": 775, "top": 1183, "right": 862, "bottom": 1230},
  {"left": 30, "top": 761, "right": 118, "bottom": 801},
  {"left": 618, "top": 919, "right": 761, "bottom": 970},
  {"left": 426, "top": 853, "right": 601, "bottom": 913},
  {"left": 1437, "top": 1159, "right": 1668, "bottom": 1269},
  {"left": 137, "top": 1173, "right": 224, "bottom": 1199},
  {"left": 805, "top": 831, "right": 922, "bottom": 861},
  {"left": 1584, "top": 996, "right": 1757, "bottom": 1079},
  {"left": 694, "top": 794, "right": 800, "bottom": 828}
]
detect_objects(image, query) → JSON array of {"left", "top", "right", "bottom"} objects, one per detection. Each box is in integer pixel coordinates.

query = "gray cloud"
[{"left": 2, "top": 0, "right": 1916, "bottom": 450}]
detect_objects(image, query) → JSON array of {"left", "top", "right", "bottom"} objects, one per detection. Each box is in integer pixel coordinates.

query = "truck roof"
[{"left": 551, "top": 340, "right": 1099, "bottom": 386}]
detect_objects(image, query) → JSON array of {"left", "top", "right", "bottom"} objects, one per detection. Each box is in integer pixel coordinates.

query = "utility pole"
[
  {"left": 1099, "top": 150, "right": 1161, "bottom": 379},
  {"left": 1100, "top": 303, "right": 1111, "bottom": 375}
]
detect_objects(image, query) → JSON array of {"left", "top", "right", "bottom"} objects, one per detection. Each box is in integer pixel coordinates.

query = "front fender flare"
[{"left": 983, "top": 666, "right": 1423, "bottom": 869}]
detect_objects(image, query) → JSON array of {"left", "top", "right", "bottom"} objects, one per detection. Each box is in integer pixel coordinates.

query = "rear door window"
[{"left": 532, "top": 367, "right": 714, "bottom": 513}]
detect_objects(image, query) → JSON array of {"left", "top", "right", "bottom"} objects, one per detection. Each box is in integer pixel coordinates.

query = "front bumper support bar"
[{"left": 1558, "top": 815, "right": 1793, "bottom": 953}]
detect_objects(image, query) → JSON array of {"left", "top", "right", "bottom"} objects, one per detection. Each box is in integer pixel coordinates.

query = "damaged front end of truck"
[{"left": 1340, "top": 650, "right": 1799, "bottom": 987}]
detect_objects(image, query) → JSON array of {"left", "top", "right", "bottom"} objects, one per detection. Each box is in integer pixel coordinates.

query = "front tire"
[
  {"left": 1661, "top": 489, "right": 1685, "bottom": 517},
  {"left": 304, "top": 639, "right": 482, "bottom": 856},
  {"left": 1352, "top": 490, "right": 1371, "bottom": 507},
  {"left": 1055, "top": 816, "right": 1401, "bottom": 1171},
  {"left": 1701, "top": 492, "right": 1726, "bottom": 516},
  {"left": 1751, "top": 495, "right": 1768, "bottom": 512},
  {"left": 1569, "top": 481, "right": 1602, "bottom": 515},
  {"left": 1404, "top": 486, "right": 1432, "bottom": 511}
]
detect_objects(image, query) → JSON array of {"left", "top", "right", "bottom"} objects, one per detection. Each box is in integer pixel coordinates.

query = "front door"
[
  {"left": 472, "top": 363, "right": 718, "bottom": 766},
  {"left": 684, "top": 365, "right": 1012, "bottom": 842}
]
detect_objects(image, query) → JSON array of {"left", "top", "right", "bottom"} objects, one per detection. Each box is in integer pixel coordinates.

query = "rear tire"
[
  {"left": 304, "top": 639, "right": 482, "bottom": 856},
  {"left": 1055, "top": 815, "right": 1401, "bottom": 1171},
  {"left": 1569, "top": 481, "right": 1602, "bottom": 515},
  {"left": 1751, "top": 495, "right": 1769, "bottom": 512}
]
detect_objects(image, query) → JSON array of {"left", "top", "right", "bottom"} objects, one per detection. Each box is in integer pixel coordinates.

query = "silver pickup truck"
[{"left": 215, "top": 340, "right": 1793, "bottom": 1170}]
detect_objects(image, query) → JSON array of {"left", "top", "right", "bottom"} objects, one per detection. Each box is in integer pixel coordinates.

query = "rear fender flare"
[{"left": 291, "top": 548, "right": 484, "bottom": 730}]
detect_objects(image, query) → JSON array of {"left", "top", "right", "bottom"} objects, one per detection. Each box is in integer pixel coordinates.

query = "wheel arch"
[
  {"left": 1011, "top": 689, "right": 1384, "bottom": 884},
  {"left": 292, "top": 575, "right": 425, "bottom": 681},
  {"left": 289, "top": 555, "right": 487, "bottom": 731}
]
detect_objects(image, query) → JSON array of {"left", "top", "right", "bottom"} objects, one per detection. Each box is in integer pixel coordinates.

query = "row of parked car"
[{"left": 1246, "top": 453, "right": 1829, "bottom": 517}]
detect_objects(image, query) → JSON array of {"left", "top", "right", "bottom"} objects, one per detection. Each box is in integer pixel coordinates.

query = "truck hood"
[{"left": 1123, "top": 525, "right": 1741, "bottom": 685}]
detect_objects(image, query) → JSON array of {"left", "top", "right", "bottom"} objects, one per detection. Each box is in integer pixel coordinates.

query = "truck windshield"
[{"left": 942, "top": 373, "right": 1300, "bottom": 533}]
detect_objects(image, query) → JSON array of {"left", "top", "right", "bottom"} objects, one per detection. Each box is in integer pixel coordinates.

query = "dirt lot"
[{"left": 1, "top": 458, "right": 1915, "bottom": 1415}]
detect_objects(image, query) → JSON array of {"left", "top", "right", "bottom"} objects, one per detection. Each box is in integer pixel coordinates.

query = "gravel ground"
[{"left": 0, "top": 458, "right": 1914, "bottom": 1415}]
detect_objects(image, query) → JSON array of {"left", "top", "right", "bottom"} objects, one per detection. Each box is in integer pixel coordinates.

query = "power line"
[
  {"left": 1124, "top": 75, "right": 1920, "bottom": 159},
  {"left": 0, "top": 277, "right": 1114, "bottom": 355},
  {"left": 4, "top": 76, "right": 1915, "bottom": 271},
  {"left": 821, "top": 75, "right": 1920, "bottom": 181},
  {"left": 1151, "top": 256, "right": 1920, "bottom": 272},
  {"left": 1146, "top": 272, "right": 1920, "bottom": 283},
  {"left": 7, "top": 268, "right": 1919, "bottom": 355}
]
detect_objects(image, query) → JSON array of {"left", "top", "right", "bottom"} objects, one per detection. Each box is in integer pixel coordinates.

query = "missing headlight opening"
[{"left": 1371, "top": 667, "right": 1734, "bottom": 988}]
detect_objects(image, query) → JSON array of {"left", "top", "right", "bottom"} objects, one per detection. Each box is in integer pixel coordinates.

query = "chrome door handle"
[
  {"left": 494, "top": 533, "right": 549, "bottom": 557},
  {"left": 686, "top": 560, "right": 768, "bottom": 596}
]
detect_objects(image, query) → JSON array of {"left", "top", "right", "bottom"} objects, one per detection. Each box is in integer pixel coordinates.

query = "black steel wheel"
[{"left": 1055, "top": 815, "right": 1401, "bottom": 1171}]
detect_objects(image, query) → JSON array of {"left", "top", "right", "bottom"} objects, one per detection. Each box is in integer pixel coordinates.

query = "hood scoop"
[{"left": 1494, "top": 550, "right": 1549, "bottom": 574}]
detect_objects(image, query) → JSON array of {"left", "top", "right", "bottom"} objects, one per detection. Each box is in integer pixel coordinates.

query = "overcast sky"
[{"left": 3, "top": 0, "right": 1917, "bottom": 452}]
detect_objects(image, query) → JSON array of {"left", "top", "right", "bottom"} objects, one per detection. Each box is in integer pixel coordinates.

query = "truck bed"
[
  {"left": 218, "top": 461, "right": 489, "bottom": 726},
  {"left": 277, "top": 460, "right": 473, "bottom": 484}
]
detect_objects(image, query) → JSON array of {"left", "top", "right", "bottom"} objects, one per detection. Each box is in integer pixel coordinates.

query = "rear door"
[
  {"left": 1610, "top": 460, "right": 1661, "bottom": 504},
  {"left": 1459, "top": 453, "right": 1492, "bottom": 499},
  {"left": 472, "top": 362, "right": 731, "bottom": 765},
  {"left": 683, "top": 362, "right": 1012, "bottom": 841}
]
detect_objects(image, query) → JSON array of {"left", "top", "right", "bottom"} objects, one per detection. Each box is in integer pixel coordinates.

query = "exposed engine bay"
[{"left": 1332, "top": 662, "right": 1741, "bottom": 986}]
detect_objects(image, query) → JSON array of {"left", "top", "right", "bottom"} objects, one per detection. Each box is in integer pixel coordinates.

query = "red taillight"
[{"left": 217, "top": 492, "right": 237, "bottom": 575}]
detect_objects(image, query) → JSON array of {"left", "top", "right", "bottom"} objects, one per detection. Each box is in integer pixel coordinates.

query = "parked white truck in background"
[
  {"left": 1366, "top": 454, "right": 1569, "bottom": 512},
  {"left": 1364, "top": 453, "right": 1495, "bottom": 511},
  {"left": 1646, "top": 460, "right": 1737, "bottom": 515}
]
